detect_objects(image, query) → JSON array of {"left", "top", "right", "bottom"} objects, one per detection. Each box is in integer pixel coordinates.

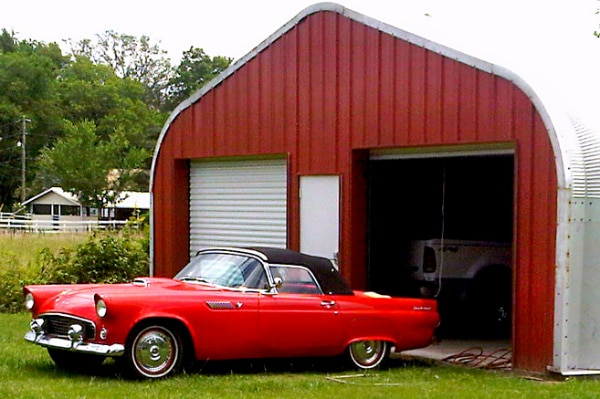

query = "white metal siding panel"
[
  {"left": 189, "top": 159, "right": 287, "bottom": 255},
  {"left": 569, "top": 115, "right": 600, "bottom": 198}
]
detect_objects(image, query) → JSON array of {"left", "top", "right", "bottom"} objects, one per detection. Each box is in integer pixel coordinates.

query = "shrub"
[
  {"left": 0, "top": 231, "right": 149, "bottom": 313},
  {"left": 38, "top": 232, "right": 149, "bottom": 284},
  {"left": 0, "top": 265, "right": 29, "bottom": 313}
]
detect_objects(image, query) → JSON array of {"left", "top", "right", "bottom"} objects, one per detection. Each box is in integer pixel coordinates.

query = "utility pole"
[{"left": 20, "top": 116, "right": 30, "bottom": 203}]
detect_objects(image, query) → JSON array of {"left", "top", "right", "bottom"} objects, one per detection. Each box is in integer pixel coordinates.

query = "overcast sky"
[{"left": 2, "top": 0, "right": 600, "bottom": 121}]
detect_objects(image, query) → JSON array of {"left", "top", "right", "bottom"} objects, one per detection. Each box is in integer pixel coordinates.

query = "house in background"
[
  {"left": 103, "top": 191, "right": 150, "bottom": 220},
  {"left": 23, "top": 187, "right": 149, "bottom": 221},
  {"left": 22, "top": 187, "right": 94, "bottom": 221}
]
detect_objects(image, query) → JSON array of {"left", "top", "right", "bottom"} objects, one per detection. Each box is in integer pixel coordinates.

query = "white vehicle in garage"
[{"left": 408, "top": 238, "right": 512, "bottom": 337}]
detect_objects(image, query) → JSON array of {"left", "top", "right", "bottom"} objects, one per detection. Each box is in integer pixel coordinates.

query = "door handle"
[{"left": 320, "top": 300, "right": 336, "bottom": 307}]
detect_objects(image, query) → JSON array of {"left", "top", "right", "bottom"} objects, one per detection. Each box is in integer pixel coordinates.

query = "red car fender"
[
  {"left": 127, "top": 312, "right": 196, "bottom": 350},
  {"left": 339, "top": 294, "right": 439, "bottom": 352},
  {"left": 344, "top": 316, "right": 399, "bottom": 348},
  {"left": 98, "top": 296, "right": 197, "bottom": 350}
]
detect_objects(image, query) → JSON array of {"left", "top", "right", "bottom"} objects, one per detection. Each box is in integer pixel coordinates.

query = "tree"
[
  {"left": 165, "top": 47, "right": 232, "bottom": 110},
  {"left": 0, "top": 29, "right": 17, "bottom": 53},
  {"left": 68, "top": 31, "right": 172, "bottom": 110},
  {"left": 0, "top": 28, "right": 230, "bottom": 208},
  {"left": 35, "top": 120, "right": 149, "bottom": 217},
  {"left": 56, "top": 56, "right": 165, "bottom": 147},
  {"left": 67, "top": 32, "right": 233, "bottom": 112},
  {"left": 0, "top": 33, "right": 65, "bottom": 206}
]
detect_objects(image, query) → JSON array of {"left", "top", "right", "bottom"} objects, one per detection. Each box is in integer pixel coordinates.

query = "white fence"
[{"left": 0, "top": 216, "right": 129, "bottom": 233}]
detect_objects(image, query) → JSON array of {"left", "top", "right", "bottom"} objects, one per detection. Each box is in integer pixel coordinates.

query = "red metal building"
[{"left": 151, "top": 4, "right": 600, "bottom": 374}]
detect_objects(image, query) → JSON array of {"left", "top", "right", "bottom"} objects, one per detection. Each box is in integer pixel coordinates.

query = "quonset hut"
[{"left": 150, "top": 3, "right": 600, "bottom": 374}]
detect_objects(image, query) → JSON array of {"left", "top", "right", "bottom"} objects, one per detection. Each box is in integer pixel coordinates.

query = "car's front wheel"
[
  {"left": 347, "top": 340, "right": 389, "bottom": 369},
  {"left": 127, "top": 324, "right": 184, "bottom": 379}
]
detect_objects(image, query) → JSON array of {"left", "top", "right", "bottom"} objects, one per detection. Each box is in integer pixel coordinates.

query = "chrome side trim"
[
  {"left": 206, "top": 301, "right": 236, "bottom": 310},
  {"left": 24, "top": 331, "right": 125, "bottom": 356}
]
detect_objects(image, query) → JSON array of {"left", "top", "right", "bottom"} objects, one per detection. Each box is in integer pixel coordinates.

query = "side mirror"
[{"left": 271, "top": 277, "right": 283, "bottom": 290}]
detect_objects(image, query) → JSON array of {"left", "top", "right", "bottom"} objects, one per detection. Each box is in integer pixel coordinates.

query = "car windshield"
[{"left": 174, "top": 253, "right": 268, "bottom": 289}]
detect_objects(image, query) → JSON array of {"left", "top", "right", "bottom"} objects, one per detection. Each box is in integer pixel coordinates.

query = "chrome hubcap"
[
  {"left": 134, "top": 328, "right": 176, "bottom": 375},
  {"left": 350, "top": 340, "right": 384, "bottom": 367}
]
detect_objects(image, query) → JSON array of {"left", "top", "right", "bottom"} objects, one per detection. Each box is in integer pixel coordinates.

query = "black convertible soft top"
[{"left": 245, "top": 247, "right": 354, "bottom": 296}]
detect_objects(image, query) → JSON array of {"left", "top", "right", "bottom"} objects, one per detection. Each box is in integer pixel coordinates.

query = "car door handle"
[{"left": 320, "top": 300, "right": 336, "bottom": 307}]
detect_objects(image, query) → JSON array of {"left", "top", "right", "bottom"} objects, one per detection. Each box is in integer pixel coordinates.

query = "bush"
[
  {"left": 0, "top": 231, "right": 149, "bottom": 313},
  {"left": 0, "top": 264, "right": 29, "bottom": 313},
  {"left": 38, "top": 233, "right": 149, "bottom": 284}
]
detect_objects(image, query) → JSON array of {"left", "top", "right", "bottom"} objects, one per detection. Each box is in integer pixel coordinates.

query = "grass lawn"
[
  {"left": 3, "top": 233, "right": 600, "bottom": 397},
  {"left": 3, "top": 313, "right": 600, "bottom": 399},
  {"left": 0, "top": 232, "right": 89, "bottom": 269}
]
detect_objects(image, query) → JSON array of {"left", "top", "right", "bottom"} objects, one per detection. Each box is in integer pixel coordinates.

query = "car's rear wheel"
[
  {"left": 47, "top": 348, "right": 105, "bottom": 371},
  {"left": 127, "top": 324, "right": 183, "bottom": 379},
  {"left": 347, "top": 340, "right": 389, "bottom": 369}
]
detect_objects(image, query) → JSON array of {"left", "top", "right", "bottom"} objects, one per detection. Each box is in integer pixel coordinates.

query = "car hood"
[{"left": 32, "top": 278, "right": 197, "bottom": 316}]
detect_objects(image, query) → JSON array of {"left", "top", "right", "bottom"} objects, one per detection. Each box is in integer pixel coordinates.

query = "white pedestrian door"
[{"left": 299, "top": 175, "right": 340, "bottom": 264}]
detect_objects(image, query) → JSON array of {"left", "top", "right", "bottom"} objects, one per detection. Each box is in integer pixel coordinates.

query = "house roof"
[
  {"left": 151, "top": 2, "right": 600, "bottom": 200},
  {"left": 22, "top": 187, "right": 80, "bottom": 206},
  {"left": 110, "top": 191, "right": 150, "bottom": 209}
]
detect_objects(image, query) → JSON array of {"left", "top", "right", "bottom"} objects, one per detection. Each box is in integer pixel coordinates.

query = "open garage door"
[
  {"left": 367, "top": 152, "right": 514, "bottom": 339},
  {"left": 189, "top": 159, "right": 288, "bottom": 256}
]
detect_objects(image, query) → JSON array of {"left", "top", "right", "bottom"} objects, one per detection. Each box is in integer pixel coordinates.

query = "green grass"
[
  {"left": 0, "top": 233, "right": 92, "bottom": 313},
  {"left": 0, "top": 232, "right": 89, "bottom": 270},
  {"left": 3, "top": 233, "right": 600, "bottom": 397},
  {"left": 3, "top": 313, "right": 600, "bottom": 399}
]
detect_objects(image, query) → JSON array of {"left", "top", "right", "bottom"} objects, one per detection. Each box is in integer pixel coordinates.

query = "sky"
[{"left": 1, "top": 0, "right": 600, "bottom": 122}]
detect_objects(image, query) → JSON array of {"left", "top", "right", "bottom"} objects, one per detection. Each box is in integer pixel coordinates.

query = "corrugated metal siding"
[
  {"left": 570, "top": 115, "right": 600, "bottom": 198},
  {"left": 512, "top": 105, "right": 557, "bottom": 372},
  {"left": 152, "top": 8, "right": 558, "bottom": 371},
  {"left": 189, "top": 159, "right": 287, "bottom": 254},
  {"left": 152, "top": 133, "right": 190, "bottom": 277}
]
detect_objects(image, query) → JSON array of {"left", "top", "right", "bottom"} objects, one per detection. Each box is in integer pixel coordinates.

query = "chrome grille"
[{"left": 42, "top": 314, "right": 96, "bottom": 340}]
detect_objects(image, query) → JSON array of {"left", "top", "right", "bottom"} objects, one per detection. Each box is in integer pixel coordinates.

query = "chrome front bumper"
[{"left": 24, "top": 330, "right": 125, "bottom": 356}]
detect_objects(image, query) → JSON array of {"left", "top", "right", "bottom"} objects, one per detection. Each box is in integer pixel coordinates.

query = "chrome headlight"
[
  {"left": 95, "top": 298, "right": 107, "bottom": 318},
  {"left": 24, "top": 293, "right": 35, "bottom": 311}
]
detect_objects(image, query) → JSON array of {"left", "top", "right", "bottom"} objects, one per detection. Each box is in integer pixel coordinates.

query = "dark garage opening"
[{"left": 367, "top": 154, "right": 514, "bottom": 339}]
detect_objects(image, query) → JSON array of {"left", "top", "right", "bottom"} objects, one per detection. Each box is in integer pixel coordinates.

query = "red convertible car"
[{"left": 24, "top": 247, "right": 439, "bottom": 379}]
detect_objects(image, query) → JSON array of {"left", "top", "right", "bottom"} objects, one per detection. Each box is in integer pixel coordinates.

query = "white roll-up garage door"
[{"left": 189, "top": 159, "right": 288, "bottom": 256}]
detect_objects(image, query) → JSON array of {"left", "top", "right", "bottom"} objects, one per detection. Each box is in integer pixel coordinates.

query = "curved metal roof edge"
[{"left": 151, "top": 1, "right": 590, "bottom": 193}]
